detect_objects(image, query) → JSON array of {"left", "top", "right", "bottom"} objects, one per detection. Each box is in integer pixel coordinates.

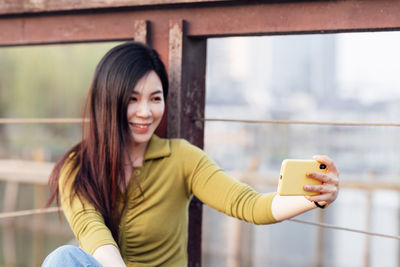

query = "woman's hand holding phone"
[
  {"left": 303, "top": 155, "right": 340, "bottom": 206},
  {"left": 272, "top": 156, "right": 339, "bottom": 221}
]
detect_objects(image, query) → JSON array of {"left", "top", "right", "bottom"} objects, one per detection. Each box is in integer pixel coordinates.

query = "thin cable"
[
  {"left": 1, "top": 207, "right": 399, "bottom": 242},
  {"left": 197, "top": 118, "right": 400, "bottom": 127},
  {"left": 2, "top": 117, "right": 400, "bottom": 127},
  {"left": 0, "top": 207, "right": 61, "bottom": 219},
  {"left": 289, "top": 218, "right": 400, "bottom": 241},
  {"left": 0, "top": 118, "right": 88, "bottom": 124}
]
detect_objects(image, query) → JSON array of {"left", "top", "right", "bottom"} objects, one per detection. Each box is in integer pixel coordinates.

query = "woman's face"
[{"left": 127, "top": 71, "right": 165, "bottom": 147}]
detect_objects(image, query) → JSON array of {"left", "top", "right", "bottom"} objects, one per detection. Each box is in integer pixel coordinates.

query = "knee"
[{"left": 42, "top": 245, "right": 85, "bottom": 267}]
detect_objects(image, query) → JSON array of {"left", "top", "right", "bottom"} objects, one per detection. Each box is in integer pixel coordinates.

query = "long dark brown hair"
[{"left": 47, "top": 41, "right": 169, "bottom": 243}]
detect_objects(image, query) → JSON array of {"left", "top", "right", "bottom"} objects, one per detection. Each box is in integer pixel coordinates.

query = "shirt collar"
[{"left": 144, "top": 135, "right": 171, "bottom": 160}]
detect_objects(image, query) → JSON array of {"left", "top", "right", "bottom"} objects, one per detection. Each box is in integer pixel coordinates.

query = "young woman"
[{"left": 42, "top": 42, "right": 339, "bottom": 267}]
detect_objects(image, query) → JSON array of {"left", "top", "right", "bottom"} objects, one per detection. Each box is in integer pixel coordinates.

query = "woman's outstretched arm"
[{"left": 271, "top": 155, "right": 340, "bottom": 221}]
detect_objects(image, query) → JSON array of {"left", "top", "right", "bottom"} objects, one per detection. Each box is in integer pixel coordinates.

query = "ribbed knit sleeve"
[
  {"left": 59, "top": 161, "right": 119, "bottom": 255},
  {"left": 181, "top": 141, "right": 277, "bottom": 225}
]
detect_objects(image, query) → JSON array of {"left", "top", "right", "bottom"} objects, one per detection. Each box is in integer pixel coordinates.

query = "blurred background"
[{"left": 0, "top": 32, "right": 400, "bottom": 266}]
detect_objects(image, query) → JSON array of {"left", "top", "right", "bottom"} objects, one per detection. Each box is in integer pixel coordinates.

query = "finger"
[
  {"left": 304, "top": 184, "right": 337, "bottom": 194},
  {"left": 304, "top": 196, "right": 328, "bottom": 204},
  {"left": 313, "top": 155, "right": 339, "bottom": 176},
  {"left": 307, "top": 172, "right": 339, "bottom": 185},
  {"left": 307, "top": 193, "right": 335, "bottom": 203}
]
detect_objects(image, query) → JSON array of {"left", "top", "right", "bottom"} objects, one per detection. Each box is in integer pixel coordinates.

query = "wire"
[
  {"left": 197, "top": 118, "right": 400, "bottom": 127},
  {"left": 289, "top": 218, "right": 400, "bottom": 240},
  {"left": 0, "top": 118, "right": 87, "bottom": 124},
  {"left": 1, "top": 207, "right": 399, "bottom": 241},
  {"left": 0, "top": 207, "right": 61, "bottom": 219},
  {"left": 1, "top": 117, "right": 400, "bottom": 127}
]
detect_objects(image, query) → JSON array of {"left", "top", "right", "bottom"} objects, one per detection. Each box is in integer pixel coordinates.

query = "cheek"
[
  {"left": 154, "top": 103, "right": 165, "bottom": 119},
  {"left": 126, "top": 103, "right": 135, "bottom": 117}
]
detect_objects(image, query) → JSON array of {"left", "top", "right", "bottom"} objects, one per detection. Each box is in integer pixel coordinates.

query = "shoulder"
[
  {"left": 168, "top": 138, "right": 205, "bottom": 157},
  {"left": 146, "top": 135, "right": 207, "bottom": 164},
  {"left": 168, "top": 139, "right": 214, "bottom": 173},
  {"left": 169, "top": 138, "right": 192, "bottom": 149},
  {"left": 58, "top": 152, "right": 80, "bottom": 190},
  {"left": 150, "top": 135, "right": 202, "bottom": 155}
]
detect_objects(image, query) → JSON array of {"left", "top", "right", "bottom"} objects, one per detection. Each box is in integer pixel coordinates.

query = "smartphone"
[{"left": 277, "top": 159, "right": 327, "bottom": 196}]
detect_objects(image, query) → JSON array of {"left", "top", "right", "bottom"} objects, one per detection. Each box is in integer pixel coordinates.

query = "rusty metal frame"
[
  {"left": 2, "top": 1, "right": 400, "bottom": 46},
  {"left": 167, "top": 20, "right": 207, "bottom": 265},
  {"left": 0, "top": 0, "right": 232, "bottom": 15},
  {"left": 1, "top": 0, "right": 400, "bottom": 266}
]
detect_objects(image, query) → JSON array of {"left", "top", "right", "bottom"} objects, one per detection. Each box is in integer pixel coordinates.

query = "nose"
[{"left": 136, "top": 101, "right": 151, "bottom": 118}]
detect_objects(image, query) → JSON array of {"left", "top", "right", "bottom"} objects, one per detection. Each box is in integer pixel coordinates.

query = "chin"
[{"left": 133, "top": 136, "right": 152, "bottom": 145}]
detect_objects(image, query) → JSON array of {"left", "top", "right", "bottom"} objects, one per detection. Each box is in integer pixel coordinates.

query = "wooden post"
[
  {"left": 364, "top": 190, "right": 372, "bottom": 267},
  {"left": 2, "top": 181, "right": 18, "bottom": 266},
  {"left": 32, "top": 184, "right": 46, "bottom": 267},
  {"left": 316, "top": 209, "right": 325, "bottom": 267},
  {"left": 167, "top": 19, "right": 207, "bottom": 267}
]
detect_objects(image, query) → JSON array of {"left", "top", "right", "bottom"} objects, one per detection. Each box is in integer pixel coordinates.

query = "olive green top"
[{"left": 60, "top": 135, "right": 277, "bottom": 266}]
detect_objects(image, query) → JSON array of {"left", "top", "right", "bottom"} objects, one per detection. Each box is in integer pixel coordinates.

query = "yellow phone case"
[{"left": 277, "top": 159, "right": 327, "bottom": 196}]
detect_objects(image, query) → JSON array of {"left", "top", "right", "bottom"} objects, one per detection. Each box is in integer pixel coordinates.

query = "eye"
[
  {"left": 129, "top": 96, "right": 138, "bottom": 102},
  {"left": 152, "top": 96, "right": 163, "bottom": 102}
]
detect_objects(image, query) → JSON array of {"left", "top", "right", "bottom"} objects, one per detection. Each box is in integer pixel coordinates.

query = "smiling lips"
[{"left": 130, "top": 122, "right": 152, "bottom": 133}]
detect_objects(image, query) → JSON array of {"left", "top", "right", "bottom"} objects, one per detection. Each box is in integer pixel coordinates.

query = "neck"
[{"left": 129, "top": 141, "right": 148, "bottom": 167}]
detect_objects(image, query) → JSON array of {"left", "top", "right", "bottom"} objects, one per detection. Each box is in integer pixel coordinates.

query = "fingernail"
[
  {"left": 304, "top": 185, "right": 310, "bottom": 190},
  {"left": 307, "top": 172, "right": 314, "bottom": 177}
]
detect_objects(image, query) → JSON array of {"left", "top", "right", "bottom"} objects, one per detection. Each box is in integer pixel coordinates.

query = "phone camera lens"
[{"left": 320, "top": 164, "right": 327, "bottom": 170}]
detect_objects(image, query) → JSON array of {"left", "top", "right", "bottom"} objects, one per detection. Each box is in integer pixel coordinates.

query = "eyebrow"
[{"left": 132, "top": 89, "right": 163, "bottom": 95}]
